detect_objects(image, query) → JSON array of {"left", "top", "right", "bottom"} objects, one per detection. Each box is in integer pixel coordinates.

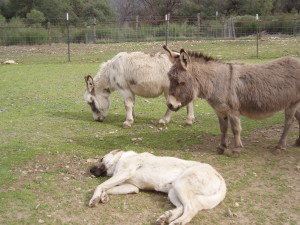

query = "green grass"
[{"left": 0, "top": 39, "right": 300, "bottom": 225}]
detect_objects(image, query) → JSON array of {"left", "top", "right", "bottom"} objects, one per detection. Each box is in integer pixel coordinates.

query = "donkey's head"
[
  {"left": 166, "top": 49, "right": 197, "bottom": 111},
  {"left": 84, "top": 75, "right": 111, "bottom": 122}
]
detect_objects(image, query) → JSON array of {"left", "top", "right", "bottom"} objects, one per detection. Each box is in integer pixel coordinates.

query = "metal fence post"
[
  {"left": 165, "top": 13, "right": 170, "bottom": 46},
  {"left": 93, "top": 17, "right": 96, "bottom": 44},
  {"left": 66, "top": 13, "right": 70, "bottom": 62},
  {"left": 256, "top": 14, "right": 259, "bottom": 58},
  {"left": 135, "top": 15, "right": 139, "bottom": 41},
  {"left": 197, "top": 13, "right": 201, "bottom": 39},
  {"left": 47, "top": 21, "right": 52, "bottom": 46},
  {"left": 84, "top": 22, "right": 88, "bottom": 44}
]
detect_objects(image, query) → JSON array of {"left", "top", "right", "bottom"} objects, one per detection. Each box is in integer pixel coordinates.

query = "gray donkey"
[{"left": 164, "top": 45, "right": 300, "bottom": 157}]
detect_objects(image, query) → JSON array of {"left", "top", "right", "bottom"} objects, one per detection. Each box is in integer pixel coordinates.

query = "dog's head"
[{"left": 90, "top": 150, "right": 124, "bottom": 177}]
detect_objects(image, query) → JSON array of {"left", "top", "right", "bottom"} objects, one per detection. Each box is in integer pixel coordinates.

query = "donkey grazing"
[
  {"left": 84, "top": 51, "right": 194, "bottom": 128},
  {"left": 164, "top": 46, "right": 300, "bottom": 157}
]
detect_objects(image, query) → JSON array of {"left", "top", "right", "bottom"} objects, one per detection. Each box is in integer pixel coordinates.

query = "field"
[{"left": 0, "top": 38, "right": 300, "bottom": 225}]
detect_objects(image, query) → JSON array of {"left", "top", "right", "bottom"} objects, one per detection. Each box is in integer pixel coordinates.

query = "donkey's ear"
[
  {"left": 84, "top": 75, "right": 94, "bottom": 93},
  {"left": 179, "top": 49, "right": 191, "bottom": 70},
  {"left": 163, "top": 45, "right": 180, "bottom": 63}
]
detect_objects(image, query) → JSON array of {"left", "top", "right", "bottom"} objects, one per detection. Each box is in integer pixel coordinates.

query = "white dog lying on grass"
[{"left": 89, "top": 150, "right": 226, "bottom": 225}]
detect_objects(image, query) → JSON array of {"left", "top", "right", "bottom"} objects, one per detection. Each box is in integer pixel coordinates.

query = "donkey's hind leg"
[
  {"left": 216, "top": 114, "right": 229, "bottom": 155},
  {"left": 274, "top": 106, "right": 298, "bottom": 153},
  {"left": 293, "top": 107, "right": 300, "bottom": 146},
  {"left": 229, "top": 113, "right": 243, "bottom": 158}
]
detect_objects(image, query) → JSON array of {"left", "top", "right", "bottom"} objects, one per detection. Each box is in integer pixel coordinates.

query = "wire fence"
[
  {"left": 0, "top": 15, "right": 299, "bottom": 64},
  {"left": 1, "top": 15, "right": 300, "bottom": 46}
]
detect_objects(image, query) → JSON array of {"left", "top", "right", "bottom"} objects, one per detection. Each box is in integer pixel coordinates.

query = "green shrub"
[
  {"left": 26, "top": 9, "right": 45, "bottom": 26},
  {"left": 71, "top": 29, "right": 86, "bottom": 43},
  {"left": 1, "top": 28, "right": 47, "bottom": 46},
  {"left": 234, "top": 15, "right": 257, "bottom": 37}
]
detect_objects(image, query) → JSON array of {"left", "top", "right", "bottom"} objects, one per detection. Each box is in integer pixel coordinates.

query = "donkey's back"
[
  {"left": 109, "top": 52, "right": 172, "bottom": 98},
  {"left": 234, "top": 56, "right": 300, "bottom": 119}
]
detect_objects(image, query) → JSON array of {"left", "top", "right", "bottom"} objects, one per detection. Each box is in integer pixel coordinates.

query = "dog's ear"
[
  {"left": 110, "top": 150, "right": 123, "bottom": 167},
  {"left": 110, "top": 149, "right": 122, "bottom": 155}
]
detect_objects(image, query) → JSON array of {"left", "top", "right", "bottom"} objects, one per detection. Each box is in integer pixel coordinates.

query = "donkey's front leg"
[
  {"left": 159, "top": 91, "right": 174, "bottom": 126},
  {"left": 185, "top": 102, "right": 195, "bottom": 126},
  {"left": 217, "top": 114, "right": 229, "bottom": 155},
  {"left": 229, "top": 113, "right": 243, "bottom": 157},
  {"left": 158, "top": 108, "right": 172, "bottom": 126},
  {"left": 120, "top": 90, "right": 135, "bottom": 128}
]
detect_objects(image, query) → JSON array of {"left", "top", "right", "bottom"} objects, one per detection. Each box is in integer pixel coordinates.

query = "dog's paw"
[
  {"left": 88, "top": 196, "right": 100, "bottom": 207},
  {"left": 100, "top": 192, "right": 109, "bottom": 203},
  {"left": 156, "top": 210, "right": 172, "bottom": 225},
  {"left": 169, "top": 222, "right": 182, "bottom": 225},
  {"left": 156, "top": 216, "right": 166, "bottom": 225}
]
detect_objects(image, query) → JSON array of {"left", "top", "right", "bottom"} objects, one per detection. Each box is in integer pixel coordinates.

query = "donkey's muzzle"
[
  {"left": 95, "top": 117, "right": 104, "bottom": 122},
  {"left": 168, "top": 103, "right": 180, "bottom": 112}
]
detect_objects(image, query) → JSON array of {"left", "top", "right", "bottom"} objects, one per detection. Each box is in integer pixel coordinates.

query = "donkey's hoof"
[
  {"left": 294, "top": 138, "right": 300, "bottom": 146},
  {"left": 217, "top": 146, "right": 225, "bottom": 155},
  {"left": 123, "top": 121, "right": 132, "bottom": 128},
  {"left": 231, "top": 151, "right": 241, "bottom": 158},
  {"left": 272, "top": 148, "right": 283, "bottom": 155},
  {"left": 184, "top": 121, "right": 193, "bottom": 127},
  {"left": 158, "top": 119, "right": 167, "bottom": 126}
]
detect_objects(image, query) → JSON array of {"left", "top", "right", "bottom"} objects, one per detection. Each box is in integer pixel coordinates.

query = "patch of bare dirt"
[
  {"left": 4, "top": 124, "right": 300, "bottom": 225},
  {"left": 187, "top": 123, "right": 300, "bottom": 224}
]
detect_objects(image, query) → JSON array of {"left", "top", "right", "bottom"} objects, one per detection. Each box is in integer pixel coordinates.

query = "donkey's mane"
[{"left": 186, "top": 51, "right": 216, "bottom": 62}]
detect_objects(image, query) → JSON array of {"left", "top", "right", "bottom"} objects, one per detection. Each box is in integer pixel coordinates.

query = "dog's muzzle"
[{"left": 90, "top": 164, "right": 107, "bottom": 177}]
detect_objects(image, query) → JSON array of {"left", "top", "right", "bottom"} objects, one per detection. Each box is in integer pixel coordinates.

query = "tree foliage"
[
  {"left": 81, "top": 0, "right": 115, "bottom": 21},
  {"left": 1, "top": 0, "right": 115, "bottom": 23},
  {"left": 0, "top": 0, "right": 299, "bottom": 24},
  {"left": 26, "top": 9, "right": 45, "bottom": 25}
]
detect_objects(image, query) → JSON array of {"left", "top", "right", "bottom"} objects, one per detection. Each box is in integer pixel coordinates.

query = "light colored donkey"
[
  {"left": 165, "top": 46, "right": 300, "bottom": 157},
  {"left": 84, "top": 51, "right": 195, "bottom": 128}
]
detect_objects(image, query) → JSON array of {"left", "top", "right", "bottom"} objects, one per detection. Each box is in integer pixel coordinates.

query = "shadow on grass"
[
  {"left": 49, "top": 110, "right": 162, "bottom": 126},
  {"left": 49, "top": 111, "right": 93, "bottom": 122}
]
